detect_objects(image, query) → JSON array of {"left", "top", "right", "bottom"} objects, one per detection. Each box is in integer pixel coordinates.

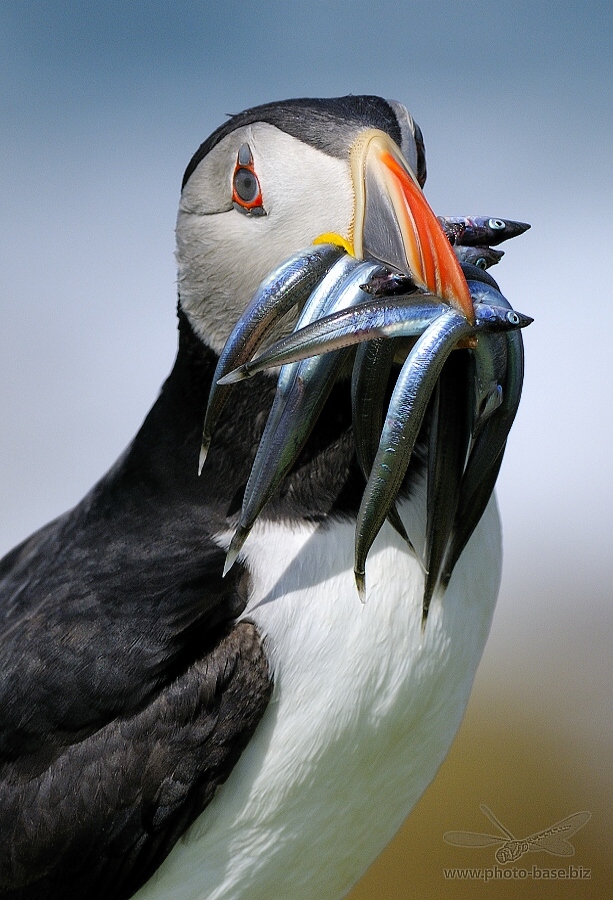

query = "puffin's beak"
[{"left": 349, "top": 129, "right": 474, "bottom": 324}]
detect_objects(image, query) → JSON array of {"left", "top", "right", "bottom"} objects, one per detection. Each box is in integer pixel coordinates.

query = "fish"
[
  {"left": 359, "top": 271, "right": 417, "bottom": 297},
  {"left": 208, "top": 247, "right": 531, "bottom": 608},
  {"left": 353, "top": 301, "right": 532, "bottom": 601},
  {"left": 199, "top": 242, "right": 343, "bottom": 471},
  {"left": 439, "top": 216, "right": 530, "bottom": 247},
  {"left": 422, "top": 349, "right": 473, "bottom": 617},
  {"left": 223, "top": 258, "right": 383, "bottom": 574},
  {"left": 471, "top": 329, "right": 508, "bottom": 430},
  {"left": 454, "top": 245, "right": 504, "bottom": 269},
  {"left": 351, "top": 337, "right": 414, "bottom": 548},
  {"left": 218, "top": 293, "right": 450, "bottom": 383},
  {"left": 220, "top": 296, "right": 529, "bottom": 381},
  {"left": 441, "top": 285, "right": 526, "bottom": 584}
]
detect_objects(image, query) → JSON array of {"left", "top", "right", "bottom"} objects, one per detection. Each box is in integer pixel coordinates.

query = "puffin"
[{"left": 0, "top": 96, "right": 506, "bottom": 900}]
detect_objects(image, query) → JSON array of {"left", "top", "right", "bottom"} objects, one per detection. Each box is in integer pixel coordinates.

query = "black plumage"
[{"left": 1, "top": 622, "right": 269, "bottom": 900}]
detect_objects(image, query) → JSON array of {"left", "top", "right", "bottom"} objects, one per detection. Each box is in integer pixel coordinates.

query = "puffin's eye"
[
  {"left": 232, "top": 143, "right": 265, "bottom": 216},
  {"left": 234, "top": 169, "right": 259, "bottom": 203}
]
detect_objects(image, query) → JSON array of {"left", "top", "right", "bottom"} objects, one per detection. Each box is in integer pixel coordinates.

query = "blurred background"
[{"left": 1, "top": 1, "right": 611, "bottom": 896}]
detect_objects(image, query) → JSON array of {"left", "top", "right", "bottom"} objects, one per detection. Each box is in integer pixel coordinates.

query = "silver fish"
[
  {"left": 224, "top": 258, "right": 383, "bottom": 574},
  {"left": 422, "top": 349, "right": 473, "bottom": 618},
  {"left": 236, "top": 253, "right": 365, "bottom": 499},
  {"left": 218, "top": 293, "right": 449, "bottom": 383},
  {"left": 439, "top": 216, "right": 530, "bottom": 247},
  {"left": 454, "top": 245, "right": 504, "bottom": 269},
  {"left": 220, "top": 296, "right": 529, "bottom": 380},
  {"left": 354, "top": 302, "right": 532, "bottom": 600},
  {"left": 199, "top": 242, "right": 343, "bottom": 471},
  {"left": 424, "top": 284, "right": 515, "bottom": 613},
  {"left": 351, "top": 337, "right": 414, "bottom": 548},
  {"left": 442, "top": 287, "right": 526, "bottom": 583},
  {"left": 209, "top": 244, "right": 531, "bottom": 610},
  {"left": 472, "top": 331, "right": 508, "bottom": 429},
  {"left": 353, "top": 309, "right": 474, "bottom": 600},
  {"left": 219, "top": 286, "right": 528, "bottom": 592}
]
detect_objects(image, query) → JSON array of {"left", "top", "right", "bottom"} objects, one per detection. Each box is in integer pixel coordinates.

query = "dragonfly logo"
[{"left": 444, "top": 805, "right": 591, "bottom": 864}]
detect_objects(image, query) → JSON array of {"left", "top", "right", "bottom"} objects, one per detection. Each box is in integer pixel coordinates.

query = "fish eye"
[
  {"left": 232, "top": 143, "right": 265, "bottom": 216},
  {"left": 507, "top": 311, "right": 520, "bottom": 325},
  {"left": 488, "top": 218, "right": 506, "bottom": 230},
  {"left": 475, "top": 256, "right": 487, "bottom": 269}
]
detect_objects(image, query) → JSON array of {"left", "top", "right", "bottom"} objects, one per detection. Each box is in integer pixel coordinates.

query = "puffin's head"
[{"left": 177, "top": 95, "right": 470, "bottom": 354}]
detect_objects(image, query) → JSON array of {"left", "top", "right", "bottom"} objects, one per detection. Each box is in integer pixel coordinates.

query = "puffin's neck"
[
  {"left": 125, "top": 308, "right": 218, "bottom": 485},
  {"left": 116, "top": 307, "right": 370, "bottom": 529}
]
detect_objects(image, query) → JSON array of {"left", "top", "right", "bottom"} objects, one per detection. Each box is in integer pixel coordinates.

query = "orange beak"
[{"left": 350, "top": 129, "right": 475, "bottom": 324}]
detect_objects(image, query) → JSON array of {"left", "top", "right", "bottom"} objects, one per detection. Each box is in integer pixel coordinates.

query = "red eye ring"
[{"left": 232, "top": 143, "right": 265, "bottom": 216}]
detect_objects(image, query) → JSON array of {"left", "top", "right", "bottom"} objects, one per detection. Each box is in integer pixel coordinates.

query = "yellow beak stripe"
[{"left": 313, "top": 232, "right": 355, "bottom": 256}]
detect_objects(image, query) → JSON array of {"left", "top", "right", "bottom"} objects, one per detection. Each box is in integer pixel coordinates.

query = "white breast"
[{"left": 137, "top": 496, "right": 502, "bottom": 900}]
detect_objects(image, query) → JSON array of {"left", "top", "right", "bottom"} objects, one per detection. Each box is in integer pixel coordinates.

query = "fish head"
[{"left": 474, "top": 304, "right": 533, "bottom": 332}]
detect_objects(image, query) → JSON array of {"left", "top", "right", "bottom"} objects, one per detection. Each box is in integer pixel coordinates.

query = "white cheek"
[
  {"left": 176, "top": 210, "right": 274, "bottom": 352},
  {"left": 260, "top": 138, "right": 354, "bottom": 244},
  {"left": 176, "top": 126, "right": 355, "bottom": 354}
]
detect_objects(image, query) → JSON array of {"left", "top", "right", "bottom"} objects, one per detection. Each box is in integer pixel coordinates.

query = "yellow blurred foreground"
[{"left": 349, "top": 682, "right": 611, "bottom": 899}]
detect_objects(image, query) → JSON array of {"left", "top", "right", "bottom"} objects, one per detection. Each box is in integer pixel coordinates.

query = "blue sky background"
[{"left": 1, "top": 0, "right": 612, "bottom": 885}]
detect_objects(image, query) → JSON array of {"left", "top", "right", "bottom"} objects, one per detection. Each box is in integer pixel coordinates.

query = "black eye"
[{"left": 234, "top": 168, "right": 259, "bottom": 203}]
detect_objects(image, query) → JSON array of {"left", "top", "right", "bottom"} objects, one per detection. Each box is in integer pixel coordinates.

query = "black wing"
[
  {"left": 0, "top": 496, "right": 272, "bottom": 899},
  {"left": 0, "top": 319, "right": 275, "bottom": 900}
]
